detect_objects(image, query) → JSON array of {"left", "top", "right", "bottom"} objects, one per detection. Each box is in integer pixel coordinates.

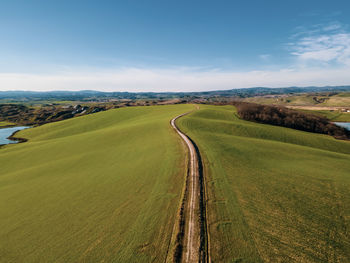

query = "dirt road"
[{"left": 171, "top": 113, "right": 203, "bottom": 262}]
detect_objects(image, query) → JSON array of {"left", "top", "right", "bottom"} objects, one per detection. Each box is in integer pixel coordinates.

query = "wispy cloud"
[
  {"left": 289, "top": 22, "right": 350, "bottom": 66},
  {"left": 259, "top": 54, "right": 271, "bottom": 61},
  {"left": 1, "top": 22, "right": 350, "bottom": 92}
]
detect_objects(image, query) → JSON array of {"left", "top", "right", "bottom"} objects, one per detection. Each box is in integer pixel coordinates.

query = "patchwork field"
[
  {"left": 177, "top": 105, "right": 350, "bottom": 262},
  {"left": 0, "top": 104, "right": 193, "bottom": 262},
  {"left": 243, "top": 92, "right": 350, "bottom": 107}
]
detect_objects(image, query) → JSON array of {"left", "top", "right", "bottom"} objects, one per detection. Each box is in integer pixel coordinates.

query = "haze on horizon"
[{"left": 1, "top": 0, "right": 350, "bottom": 92}]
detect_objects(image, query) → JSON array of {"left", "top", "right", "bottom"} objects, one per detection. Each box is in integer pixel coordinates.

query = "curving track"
[{"left": 171, "top": 113, "right": 202, "bottom": 262}]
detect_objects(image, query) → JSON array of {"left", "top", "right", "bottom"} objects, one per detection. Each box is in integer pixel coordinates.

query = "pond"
[
  {"left": 0, "top": 126, "right": 29, "bottom": 145},
  {"left": 334, "top": 122, "right": 350, "bottom": 131}
]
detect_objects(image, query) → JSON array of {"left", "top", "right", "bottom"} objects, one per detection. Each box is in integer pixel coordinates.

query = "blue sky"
[{"left": 1, "top": 0, "right": 350, "bottom": 91}]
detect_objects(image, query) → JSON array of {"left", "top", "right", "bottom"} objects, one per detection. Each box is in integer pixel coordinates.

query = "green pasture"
[
  {"left": 0, "top": 121, "right": 15, "bottom": 127},
  {"left": 0, "top": 104, "right": 193, "bottom": 262},
  {"left": 298, "top": 109, "right": 350, "bottom": 122},
  {"left": 177, "top": 105, "right": 350, "bottom": 262},
  {"left": 323, "top": 95, "right": 350, "bottom": 106}
]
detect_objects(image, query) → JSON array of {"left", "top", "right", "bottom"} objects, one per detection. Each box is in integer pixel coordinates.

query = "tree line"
[{"left": 232, "top": 102, "right": 350, "bottom": 140}]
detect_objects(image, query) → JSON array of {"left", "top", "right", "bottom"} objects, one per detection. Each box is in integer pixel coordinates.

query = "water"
[
  {"left": 0, "top": 126, "right": 29, "bottom": 145},
  {"left": 334, "top": 122, "right": 350, "bottom": 131}
]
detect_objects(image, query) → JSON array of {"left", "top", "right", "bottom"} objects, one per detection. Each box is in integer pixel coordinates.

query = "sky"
[{"left": 1, "top": 0, "right": 350, "bottom": 92}]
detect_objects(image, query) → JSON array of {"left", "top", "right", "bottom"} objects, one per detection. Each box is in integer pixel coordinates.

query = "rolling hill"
[
  {"left": 2, "top": 103, "right": 350, "bottom": 262},
  {"left": 177, "top": 105, "right": 350, "bottom": 262},
  {"left": 0, "top": 104, "right": 193, "bottom": 262}
]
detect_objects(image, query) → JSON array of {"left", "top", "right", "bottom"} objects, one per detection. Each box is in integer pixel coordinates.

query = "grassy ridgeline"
[
  {"left": 0, "top": 104, "right": 193, "bottom": 262},
  {"left": 177, "top": 105, "right": 350, "bottom": 263}
]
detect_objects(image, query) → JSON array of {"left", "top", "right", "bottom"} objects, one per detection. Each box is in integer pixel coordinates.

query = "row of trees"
[{"left": 232, "top": 102, "right": 350, "bottom": 140}]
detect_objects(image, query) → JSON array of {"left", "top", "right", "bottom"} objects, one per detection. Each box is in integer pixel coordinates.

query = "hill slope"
[
  {"left": 177, "top": 105, "right": 350, "bottom": 262},
  {"left": 0, "top": 104, "right": 193, "bottom": 262}
]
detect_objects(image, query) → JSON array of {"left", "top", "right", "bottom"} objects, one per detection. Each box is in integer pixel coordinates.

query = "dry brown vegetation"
[{"left": 233, "top": 102, "right": 350, "bottom": 140}]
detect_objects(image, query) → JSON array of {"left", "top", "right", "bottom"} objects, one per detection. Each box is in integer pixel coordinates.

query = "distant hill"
[{"left": 1, "top": 86, "right": 350, "bottom": 101}]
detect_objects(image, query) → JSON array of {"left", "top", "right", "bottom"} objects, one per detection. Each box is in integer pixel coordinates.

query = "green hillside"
[
  {"left": 0, "top": 104, "right": 193, "bottom": 262},
  {"left": 177, "top": 105, "right": 350, "bottom": 262},
  {"left": 298, "top": 109, "right": 350, "bottom": 122},
  {"left": 0, "top": 121, "right": 15, "bottom": 127}
]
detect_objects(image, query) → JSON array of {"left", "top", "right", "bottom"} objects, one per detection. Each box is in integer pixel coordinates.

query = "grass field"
[
  {"left": 0, "top": 104, "right": 193, "bottom": 262},
  {"left": 243, "top": 95, "right": 316, "bottom": 105},
  {"left": 177, "top": 105, "right": 350, "bottom": 262},
  {"left": 0, "top": 121, "right": 15, "bottom": 127},
  {"left": 243, "top": 92, "right": 350, "bottom": 107},
  {"left": 296, "top": 109, "right": 350, "bottom": 122}
]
